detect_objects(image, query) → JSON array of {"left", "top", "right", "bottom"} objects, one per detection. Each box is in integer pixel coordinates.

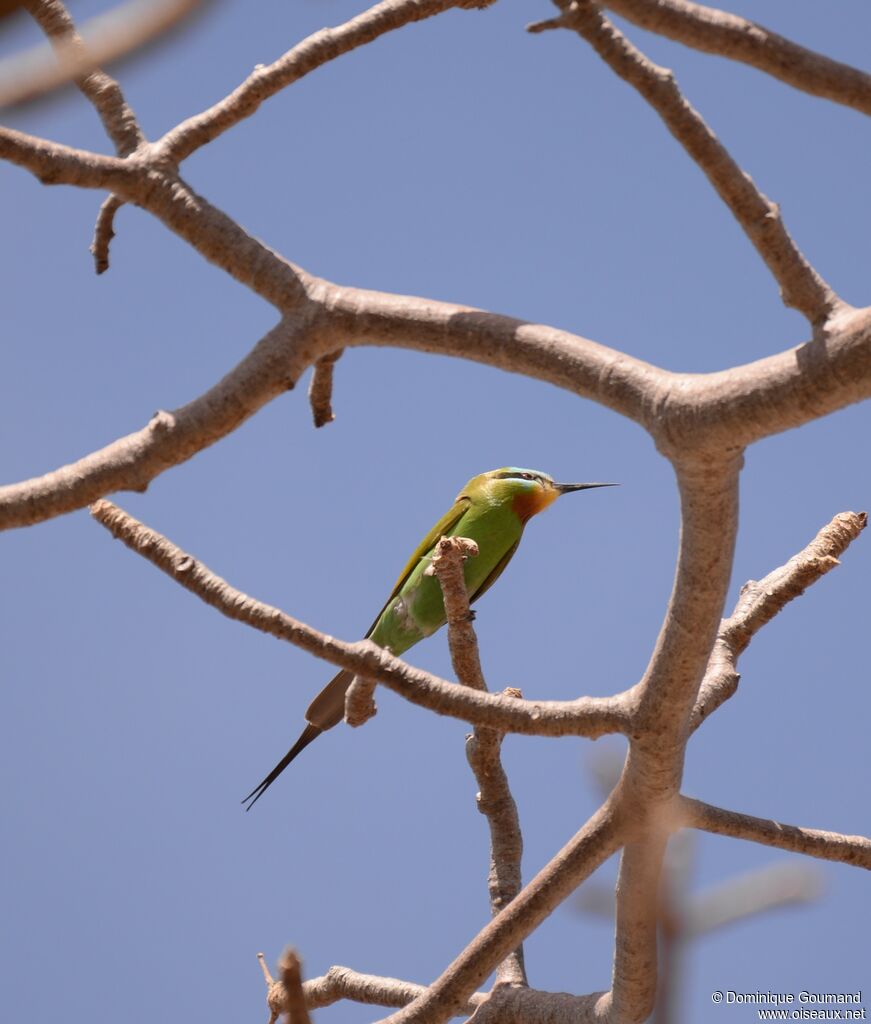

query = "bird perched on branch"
[{"left": 243, "top": 467, "right": 616, "bottom": 808}]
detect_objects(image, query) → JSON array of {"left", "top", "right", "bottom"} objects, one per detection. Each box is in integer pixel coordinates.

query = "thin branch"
[
  {"left": 308, "top": 349, "right": 343, "bottom": 428},
  {"left": 278, "top": 949, "right": 312, "bottom": 1024},
  {"left": 91, "top": 193, "right": 124, "bottom": 274},
  {"left": 602, "top": 0, "right": 871, "bottom": 118},
  {"left": 3, "top": 0, "right": 206, "bottom": 112},
  {"left": 88, "top": 500, "right": 631, "bottom": 738},
  {"left": 692, "top": 510, "right": 867, "bottom": 728},
  {"left": 429, "top": 537, "right": 487, "bottom": 692},
  {"left": 300, "top": 965, "right": 486, "bottom": 1014},
  {"left": 537, "top": 0, "right": 842, "bottom": 325},
  {"left": 430, "top": 537, "right": 526, "bottom": 986},
  {"left": 22, "top": 0, "right": 143, "bottom": 153},
  {"left": 380, "top": 797, "right": 623, "bottom": 1024},
  {"left": 158, "top": 0, "right": 495, "bottom": 165},
  {"left": 680, "top": 797, "right": 871, "bottom": 870}
]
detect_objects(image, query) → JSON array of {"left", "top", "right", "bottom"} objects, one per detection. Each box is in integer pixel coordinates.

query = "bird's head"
[{"left": 461, "top": 468, "right": 617, "bottom": 523}]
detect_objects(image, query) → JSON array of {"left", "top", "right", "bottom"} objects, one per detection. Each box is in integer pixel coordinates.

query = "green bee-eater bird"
[{"left": 243, "top": 468, "right": 615, "bottom": 808}]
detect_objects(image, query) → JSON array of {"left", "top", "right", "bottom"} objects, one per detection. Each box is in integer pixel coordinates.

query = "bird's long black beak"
[{"left": 556, "top": 482, "right": 619, "bottom": 494}]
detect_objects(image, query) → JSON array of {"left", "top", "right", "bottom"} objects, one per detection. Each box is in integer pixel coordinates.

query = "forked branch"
[{"left": 533, "top": 0, "right": 841, "bottom": 324}]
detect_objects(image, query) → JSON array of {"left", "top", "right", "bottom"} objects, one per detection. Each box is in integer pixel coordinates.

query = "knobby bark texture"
[{"left": 5, "top": 2, "right": 871, "bottom": 1023}]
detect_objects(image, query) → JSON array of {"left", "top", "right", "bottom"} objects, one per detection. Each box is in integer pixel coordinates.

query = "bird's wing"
[
  {"left": 469, "top": 537, "right": 520, "bottom": 605},
  {"left": 363, "top": 495, "right": 472, "bottom": 637}
]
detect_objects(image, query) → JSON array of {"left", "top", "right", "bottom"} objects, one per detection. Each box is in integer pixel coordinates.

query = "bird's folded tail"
[
  {"left": 241, "top": 669, "right": 357, "bottom": 810},
  {"left": 241, "top": 723, "right": 322, "bottom": 811}
]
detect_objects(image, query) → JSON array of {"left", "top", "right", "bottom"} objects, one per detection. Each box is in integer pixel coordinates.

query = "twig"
[
  {"left": 430, "top": 537, "right": 526, "bottom": 986},
  {"left": 536, "top": 0, "right": 841, "bottom": 324},
  {"left": 301, "top": 965, "right": 486, "bottom": 1013},
  {"left": 90, "top": 193, "right": 124, "bottom": 273},
  {"left": 308, "top": 349, "right": 343, "bottom": 428},
  {"left": 158, "top": 0, "right": 495, "bottom": 164},
  {"left": 259, "top": 953, "right": 282, "bottom": 1024},
  {"left": 692, "top": 510, "right": 867, "bottom": 728},
  {"left": 680, "top": 797, "right": 871, "bottom": 870},
  {"left": 88, "top": 499, "right": 631, "bottom": 738},
  {"left": 602, "top": 0, "right": 871, "bottom": 118},
  {"left": 18, "top": 0, "right": 144, "bottom": 152},
  {"left": 279, "top": 948, "right": 312, "bottom": 1024}
]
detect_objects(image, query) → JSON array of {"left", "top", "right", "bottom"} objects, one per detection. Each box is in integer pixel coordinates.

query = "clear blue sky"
[{"left": 2, "top": 2, "right": 869, "bottom": 1021}]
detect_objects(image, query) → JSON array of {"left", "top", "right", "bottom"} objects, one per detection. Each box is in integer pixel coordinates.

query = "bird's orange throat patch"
[{"left": 512, "top": 487, "right": 559, "bottom": 523}]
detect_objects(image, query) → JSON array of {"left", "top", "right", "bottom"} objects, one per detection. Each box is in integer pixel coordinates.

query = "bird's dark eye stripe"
[{"left": 497, "top": 471, "right": 542, "bottom": 483}]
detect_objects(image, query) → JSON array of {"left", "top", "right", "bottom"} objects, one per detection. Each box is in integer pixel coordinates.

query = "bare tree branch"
[
  {"left": 300, "top": 965, "right": 486, "bottom": 1014},
  {"left": 430, "top": 537, "right": 487, "bottom": 692},
  {"left": 532, "top": 0, "right": 843, "bottom": 324},
  {"left": 431, "top": 537, "right": 526, "bottom": 986},
  {"left": 0, "top": 124, "right": 138, "bottom": 188},
  {"left": 157, "top": 0, "right": 496, "bottom": 165},
  {"left": 693, "top": 510, "right": 867, "bottom": 728},
  {"left": 602, "top": 0, "right": 871, "bottom": 118},
  {"left": 22, "top": 0, "right": 143, "bottom": 152},
  {"left": 88, "top": 500, "right": 631, "bottom": 738},
  {"left": 3, "top": 0, "right": 207, "bottom": 110},
  {"left": 680, "top": 798, "right": 871, "bottom": 870},
  {"left": 380, "top": 797, "right": 624, "bottom": 1023}
]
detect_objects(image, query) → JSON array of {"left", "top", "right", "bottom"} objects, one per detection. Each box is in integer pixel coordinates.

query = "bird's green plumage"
[{"left": 242, "top": 467, "right": 615, "bottom": 808}]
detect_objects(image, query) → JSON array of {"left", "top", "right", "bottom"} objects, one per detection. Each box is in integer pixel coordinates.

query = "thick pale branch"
[
  {"left": 603, "top": 832, "right": 667, "bottom": 1024},
  {"left": 542, "top": 0, "right": 841, "bottom": 324},
  {"left": 88, "top": 500, "right": 631, "bottom": 738},
  {"left": 0, "top": 124, "right": 138, "bottom": 189},
  {"left": 693, "top": 510, "right": 866, "bottom": 728},
  {"left": 632, "top": 456, "right": 741, "bottom": 792},
  {"left": 158, "top": 0, "right": 493, "bottom": 164},
  {"left": 380, "top": 798, "right": 624, "bottom": 1024},
  {"left": 681, "top": 797, "right": 871, "bottom": 870},
  {"left": 603, "top": 0, "right": 871, "bottom": 118},
  {"left": 0, "top": 318, "right": 309, "bottom": 530},
  {"left": 23, "top": 0, "right": 143, "bottom": 154},
  {"left": 318, "top": 281, "right": 666, "bottom": 429}
]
